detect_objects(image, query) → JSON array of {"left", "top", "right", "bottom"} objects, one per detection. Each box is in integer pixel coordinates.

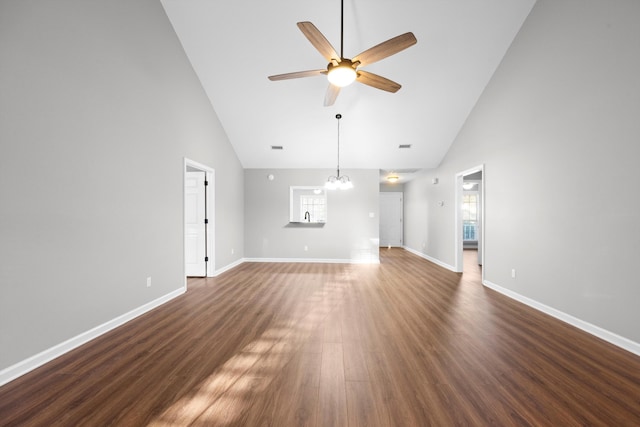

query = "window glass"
[{"left": 462, "top": 193, "right": 478, "bottom": 241}]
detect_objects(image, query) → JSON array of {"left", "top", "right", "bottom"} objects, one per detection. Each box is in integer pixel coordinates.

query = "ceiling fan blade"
[
  {"left": 297, "top": 21, "right": 340, "bottom": 62},
  {"left": 356, "top": 70, "right": 401, "bottom": 93},
  {"left": 352, "top": 32, "right": 417, "bottom": 67},
  {"left": 324, "top": 84, "right": 341, "bottom": 106},
  {"left": 268, "top": 69, "right": 327, "bottom": 81}
]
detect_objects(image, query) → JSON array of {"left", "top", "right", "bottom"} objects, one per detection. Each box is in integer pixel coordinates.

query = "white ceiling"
[{"left": 161, "top": 0, "right": 535, "bottom": 175}]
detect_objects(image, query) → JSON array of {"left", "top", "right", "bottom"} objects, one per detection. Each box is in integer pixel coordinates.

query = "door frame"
[
  {"left": 454, "top": 164, "right": 484, "bottom": 280},
  {"left": 184, "top": 158, "right": 215, "bottom": 285}
]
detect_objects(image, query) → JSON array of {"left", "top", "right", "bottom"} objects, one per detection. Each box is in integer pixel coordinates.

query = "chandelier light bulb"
[
  {"left": 338, "top": 176, "right": 353, "bottom": 189},
  {"left": 325, "top": 176, "right": 338, "bottom": 190}
]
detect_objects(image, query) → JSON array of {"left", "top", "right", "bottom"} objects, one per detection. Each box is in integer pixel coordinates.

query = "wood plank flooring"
[{"left": 1, "top": 249, "right": 639, "bottom": 426}]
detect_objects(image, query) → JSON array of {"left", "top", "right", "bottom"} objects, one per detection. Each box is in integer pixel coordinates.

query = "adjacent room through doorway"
[
  {"left": 184, "top": 159, "right": 214, "bottom": 279},
  {"left": 455, "top": 165, "right": 484, "bottom": 276}
]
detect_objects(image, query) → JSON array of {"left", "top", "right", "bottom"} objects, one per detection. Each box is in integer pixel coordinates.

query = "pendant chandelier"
[{"left": 325, "top": 113, "right": 353, "bottom": 190}]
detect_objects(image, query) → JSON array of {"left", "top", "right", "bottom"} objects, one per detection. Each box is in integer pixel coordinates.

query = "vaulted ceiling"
[{"left": 161, "top": 0, "right": 535, "bottom": 177}]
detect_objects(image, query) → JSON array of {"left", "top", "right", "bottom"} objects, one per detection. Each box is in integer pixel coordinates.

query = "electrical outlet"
[
  {"left": 231, "top": 248, "right": 235, "bottom": 255},
  {"left": 304, "top": 245, "right": 308, "bottom": 251},
  {"left": 146, "top": 277, "right": 152, "bottom": 287},
  {"left": 511, "top": 269, "right": 516, "bottom": 279}
]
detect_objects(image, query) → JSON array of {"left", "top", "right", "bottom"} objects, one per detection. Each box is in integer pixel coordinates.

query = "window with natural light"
[
  {"left": 300, "top": 195, "right": 326, "bottom": 223},
  {"left": 462, "top": 193, "right": 478, "bottom": 241}
]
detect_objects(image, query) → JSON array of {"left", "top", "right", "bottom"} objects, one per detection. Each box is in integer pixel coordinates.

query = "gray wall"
[
  {"left": 0, "top": 0, "right": 244, "bottom": 370},
  {"left": 245, "top": 169, "right": 379, "bottom": 262},
  {"left": 380, "top": 182, "right": 405, "bottom": 192},
  {"left": 404, "top": 0, "right": 640, "bottom": 343}
]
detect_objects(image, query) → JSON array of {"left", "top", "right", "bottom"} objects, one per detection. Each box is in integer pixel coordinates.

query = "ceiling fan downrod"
[{"left": 340, "top": 0, "right": 345, "bottom": 59}]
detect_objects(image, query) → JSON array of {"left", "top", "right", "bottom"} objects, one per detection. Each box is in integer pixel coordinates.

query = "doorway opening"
[
  {"left": 184, "top": 158, "right": 214, "bottom": 282},
  {"left": 455, "top": 165, "right": 484, "bottom": 280},
  {"left": 379, "top": 192, "right": 404, "bottom": 248}
]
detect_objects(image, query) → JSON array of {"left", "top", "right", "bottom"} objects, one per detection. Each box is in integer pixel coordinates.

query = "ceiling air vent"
[
  {"left": 271, "top": 145, "right": 284, "bottom": 150},
  {"left": 399, "top": 144, "right": 412, "bottom": 149}
]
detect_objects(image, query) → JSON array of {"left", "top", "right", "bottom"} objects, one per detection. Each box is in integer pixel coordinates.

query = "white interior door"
[
  {"left": 379, "top": 192, "right": 403, "bottom": 247},
  {"left": 185, "top": 171, "right": 206, "bottom": 276}
]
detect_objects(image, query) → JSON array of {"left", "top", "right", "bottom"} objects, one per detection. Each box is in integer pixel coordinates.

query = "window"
[
  {"left": 462, "top": 193, "right": 478, "bottom": 241},
  {"left": 300, "top": 195, "right": 326, "bottom": 222},
  {"left": 290, "top": 187, "right": 327, "bottom": 223}
]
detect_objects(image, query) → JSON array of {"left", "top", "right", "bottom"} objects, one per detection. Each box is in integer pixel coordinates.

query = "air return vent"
[
  {"left": 271, "top": 145, "right": 284, "bottom": 150},
  {"left": 399, "top": 144, "right": 412, "bottom": 149}
]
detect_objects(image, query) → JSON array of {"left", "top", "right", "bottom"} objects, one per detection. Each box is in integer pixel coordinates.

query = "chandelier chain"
[{"left": 336, "top": 115, "right": 341, "bottom": 176}]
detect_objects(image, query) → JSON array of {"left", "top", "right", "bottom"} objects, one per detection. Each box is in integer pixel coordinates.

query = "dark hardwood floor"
[{"left": 1, "top": 249, "right": 639, "bottom": 426}]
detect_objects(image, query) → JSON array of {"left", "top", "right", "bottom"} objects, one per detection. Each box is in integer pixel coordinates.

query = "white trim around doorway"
[{"left": 184, "top": 158, "right": 215, "bottom": 284}]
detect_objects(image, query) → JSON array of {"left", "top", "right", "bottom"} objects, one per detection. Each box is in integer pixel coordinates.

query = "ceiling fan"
[{"left": 268, "top": 0, "right": 417, "bottom": 106}]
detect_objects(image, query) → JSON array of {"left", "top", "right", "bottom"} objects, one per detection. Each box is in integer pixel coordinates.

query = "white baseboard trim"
[
  {"left": 402, "top": 246, "right": 457, "bottom": 272},
  {"left": 244, "top": 257, "right": 380, "bottom": 265},
  {"left": 0, "top": 287, "right": 186, "bottom": 388},
  {"left": 483, "top": 279, "right": 640, "bottom": 357},
  {"left": 213, "top": 258, "right": 245, "bottom": 277}
]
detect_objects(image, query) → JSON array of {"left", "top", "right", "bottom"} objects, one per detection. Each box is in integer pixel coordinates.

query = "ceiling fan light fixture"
[
  {"left": 268, "top": 0, "right": 416, "bottom": 105},
  {"left": 327, "top": 62, "right": 357, "bottom": 87}
]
